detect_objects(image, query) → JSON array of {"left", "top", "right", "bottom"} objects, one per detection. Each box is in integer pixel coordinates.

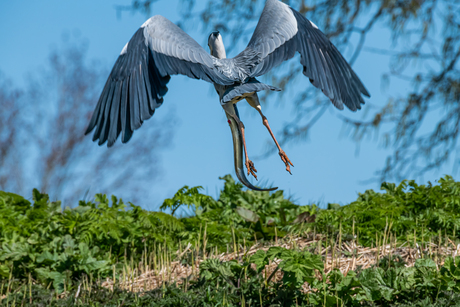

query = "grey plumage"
[
  {"left": 144, "top": 16, "right": 237, "bottom": 84},
  {"left": 221, "top": 78, "right": 281, "bottom": 104},
  {"left": 86, "top": 0, "right": 370, "bottom": 148},
  {"left": 239, "top": 0, "right": 370, "bottom": 110}
]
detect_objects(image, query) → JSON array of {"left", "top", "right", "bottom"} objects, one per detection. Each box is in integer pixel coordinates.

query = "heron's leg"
[
  {"left": 246, "top": 94, "right": 294, "bottom": 174},
  {"left": 258, "top": 109, "right": 294, "bottom": 174},
  {"left": 223, "top": 103, "right": 258, "bottom": 179}
]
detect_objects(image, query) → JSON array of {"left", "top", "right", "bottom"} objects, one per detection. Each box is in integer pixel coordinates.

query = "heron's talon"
[
  {"left": 246, "top": 160, "right": 258, "bottom": 180},
  {"left": 279, "top": 150, "right": 293, "bottom": 174}
]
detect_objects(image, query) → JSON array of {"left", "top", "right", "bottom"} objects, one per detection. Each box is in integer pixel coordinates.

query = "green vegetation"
[
  {"left": 4, "top": 251, "right": 460, "bottom": 306},
  {"left": 2, "top": 175, "right": 460, "bottom": 306}
]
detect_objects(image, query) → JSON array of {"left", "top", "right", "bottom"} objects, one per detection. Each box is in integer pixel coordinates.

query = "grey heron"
[{"left": 85, "top": 0, "right": 370, "bottom": 191}]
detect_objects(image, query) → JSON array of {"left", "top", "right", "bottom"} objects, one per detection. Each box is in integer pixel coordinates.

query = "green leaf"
[
  {"left": 50, "top": 271, "right": 65, "bottom": 293},
  {"left": 249, "top": 250, "right": 268, "bottom": 273},
  {"left": 398, "top": 267, "right": 416, "bottom": 291},
  {"left": 235, "top": 207, "right": 259, "bottom": 223},
  {"left": 78, "top": 260, "right": 109, "bottom": 273},
  {"left": 302, "top": 253, "right": 324, "bottom": 271},
  {"left": 280, "top": 260, "right": 311, "bottom": 284},
  {"left": 266, "top": 246, "right": 285, "bottom": 261},
  {"left": 78, "top": 242, "right": 90, "bottom": 257},
  {"left": 0, "top": 242, "right": 30, "bottom": 261},
  {"left": 327, "top": 203, "right": 341, "bottom": 210},
  {"left": 0, "top": 265, "right": 10, "bottom": 278},
  {"left": 0, "top": 191, "right": 31, "bottom": 206},
  {"left": 27, "top": 233, "right": 40, "bottom": 245},
  {"left": 359, "top": 268, "right": 393, "bottom": 301},
  {"left": 36, "top": 250, "right": 57, "bottom": 263},
  {"left": 415, "top": 258, "right": 437, "bottom": 269},
  {"left": 292, "top": 212, "right": 316, "bottom": 224},
  {"left": 35, "top": 267, "right": 52, "bottom": 281}
]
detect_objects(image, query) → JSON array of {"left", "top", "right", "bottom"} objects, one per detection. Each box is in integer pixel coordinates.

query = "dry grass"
[{"left": 101, "top": 235, "right": 460, "bottom": 293}]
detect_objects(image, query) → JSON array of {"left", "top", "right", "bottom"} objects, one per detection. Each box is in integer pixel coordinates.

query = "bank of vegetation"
[{"left": 2, "top": 175, "right": 460, "bottom": 306}]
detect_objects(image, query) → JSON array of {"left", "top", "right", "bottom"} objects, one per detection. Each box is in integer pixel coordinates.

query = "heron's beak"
[{"left": 226, "top": 105, "right": 278, "bottom": 192}]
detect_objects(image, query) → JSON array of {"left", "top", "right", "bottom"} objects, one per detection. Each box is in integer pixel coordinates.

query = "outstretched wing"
[
  {"left": 239, "top": 0, "right": 370, "bottom": 111},
  {"left": 85, "top": 15, "right": 236, "bottom": 147}
]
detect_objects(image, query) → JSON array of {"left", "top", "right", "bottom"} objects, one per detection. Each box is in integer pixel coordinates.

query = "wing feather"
[
  {"left": 120, "top": 77, "right": 129, "bottom": 142},
  {"left": 107, "top": 81, "right": 123, "bottom": 147},
  {"left": 87, "top": 78, "right": 110, "bottom": 135},
  {"left": 93, "top": 82, "right": 115, "bottom": 142},
  {"left": 239, "top": 0, "right": 370, "bottom": 111},
  {"left": 98, "top": 81, "right": 117, "bottom": 145},
  {"left": 141, "top": 65, "right": 154, "bottom": 120},
  {"left": 133, "top": 66, "right": 144, "bottom": 129},
  {"left": 129, "top": 70, "right": 139, "bottom": 131}
]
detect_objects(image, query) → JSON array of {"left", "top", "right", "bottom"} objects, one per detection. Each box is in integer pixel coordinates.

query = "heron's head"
[{"left": 208, "top": 31, "right": 226, "bottom": 59}]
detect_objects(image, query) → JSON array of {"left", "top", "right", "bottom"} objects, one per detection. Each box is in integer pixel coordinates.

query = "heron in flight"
[{"left": 85, "top": 0, "right": 370, "bottom": 191}]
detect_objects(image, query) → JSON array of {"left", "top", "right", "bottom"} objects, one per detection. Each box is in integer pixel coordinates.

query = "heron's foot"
[
  {"left": 279, "top": 150, "right": 293, "bottom": 174},
  {"left": 246, "top": 160, "right": 258, "bottom": 180}
]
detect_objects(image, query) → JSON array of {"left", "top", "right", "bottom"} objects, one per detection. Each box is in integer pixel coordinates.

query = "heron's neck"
[{"left": 212, "top": 41, "right": 227, "bottom": 59}]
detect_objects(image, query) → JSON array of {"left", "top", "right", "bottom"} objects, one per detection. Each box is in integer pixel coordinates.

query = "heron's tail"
[{"left": 221, "top": 78, "right": 281, "bottom": 104}]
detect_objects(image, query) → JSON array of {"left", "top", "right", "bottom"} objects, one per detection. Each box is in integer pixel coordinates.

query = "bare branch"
[{"left": 0, "top": 39, "right": 173, "bottom": 205}]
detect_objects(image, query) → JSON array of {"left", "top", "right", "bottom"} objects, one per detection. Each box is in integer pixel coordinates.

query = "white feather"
[{"left": 120, "top": 42, "right": 128, "bottom": 55}]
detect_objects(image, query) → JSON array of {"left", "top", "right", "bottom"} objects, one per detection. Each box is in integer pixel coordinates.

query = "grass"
[{"left": 2, "top": 234, "right": 460, "bottom": 306}]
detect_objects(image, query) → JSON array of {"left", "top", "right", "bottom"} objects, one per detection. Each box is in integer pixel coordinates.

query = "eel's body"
[{"left": 226, "top": 104, "right": 278, "bottom": 191}]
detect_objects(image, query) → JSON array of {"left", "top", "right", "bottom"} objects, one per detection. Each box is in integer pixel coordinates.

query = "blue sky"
[{"left": 0, "top": 0, "right": 453, "bottom": 210}]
